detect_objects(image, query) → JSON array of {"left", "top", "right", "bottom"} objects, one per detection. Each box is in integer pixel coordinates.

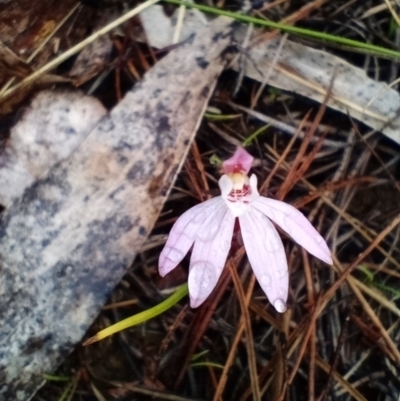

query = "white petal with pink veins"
[
  {"left": 188, "top": 207, "right": 235, "bottom": 307},
  {"left": 158, "top": 196, "right": 224, "bottom": 277},
  {"left": 239, "top": 208, "right": 289, "bottom": 312},
  {"left": 252, "top": 197, "right": 333, "bottom": 265},
  {"left": 193, "top": 200, "right": 227, "bottom": 242}
]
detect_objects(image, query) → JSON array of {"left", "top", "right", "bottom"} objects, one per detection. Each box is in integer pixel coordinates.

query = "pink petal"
[
  {"left": 252, "top": 197, "right": 333, "bottom": 265},
  {"left": 188, "top": 206, "right": 235, "bottom": 307},
  {"left": 222, "top": 147, "right": 254, "bottom": 174},
  {"left": 239, "top": 209, "right": 288, "bottom": 313},
  {"left": 158, "top": 197, "right": 224, "bottom": 277}
]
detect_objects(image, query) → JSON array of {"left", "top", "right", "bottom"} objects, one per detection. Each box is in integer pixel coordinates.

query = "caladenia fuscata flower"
[{"left": 159, "top": 147, "right": 333, "bottom": 313}]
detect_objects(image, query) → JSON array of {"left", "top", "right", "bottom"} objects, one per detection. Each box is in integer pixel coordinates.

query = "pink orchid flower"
[{"left": 159, "top": 147, "right": 332, "bottom": 313}]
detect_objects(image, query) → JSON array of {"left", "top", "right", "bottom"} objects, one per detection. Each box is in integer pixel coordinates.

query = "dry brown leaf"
[
  {"left": 0, "top": 17, "right": 236, "bottom": 401},
  {"left": 140, "top": 6, "right": 400, "bottom": 144}
]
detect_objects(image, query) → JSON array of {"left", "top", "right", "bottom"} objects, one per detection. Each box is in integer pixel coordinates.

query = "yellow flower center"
[{"left": 229, "top": 172, "right": 247, "bottom": 190}]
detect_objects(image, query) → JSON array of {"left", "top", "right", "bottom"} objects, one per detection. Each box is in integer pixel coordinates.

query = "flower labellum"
[{"left": 159, "top": 147, "right": 333, "bottom": 313}]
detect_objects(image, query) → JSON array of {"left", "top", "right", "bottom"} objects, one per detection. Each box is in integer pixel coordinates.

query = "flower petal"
[
  {"left": 222, "top": 147, "right": 254, "bottom": 174},
  {"left": 239, "top": 209, "right": 288, "bottom": 313},
  {"left": 218, "top": 174, "right": 234, "bottom": 198},
  {"left": 188, "top": 207, "right": 235, "bottom": 307},
  {"left": 252, "top": 197, "right": 332, "bottom": 265},
  {"left": 159, "top": 197, "right": 224, "bottom": 277}
]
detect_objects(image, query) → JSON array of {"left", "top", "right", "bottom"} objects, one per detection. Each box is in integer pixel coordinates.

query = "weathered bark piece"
[
  {"left": 140, "top": 6, "right": 400, "bottom": 145},
  {"left": 0, "top": 90, "right": 107, "bottom": 207},
  {"left": 0, "top": 17, "right": 235, "bottom": 401}
]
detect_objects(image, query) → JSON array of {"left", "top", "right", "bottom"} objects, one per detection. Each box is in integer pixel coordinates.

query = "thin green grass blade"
[
  {"left": 191, "top": 362, "right": 225, "bottom": 369},
  {"left": 242, "top": 124, "right": 270, "bottom": 147},
  {"left": 43, "top": 374, "right": 71, "bottom": 382},
  {"left": 163, "top": 0, "right": 400, "bottom": 60}
]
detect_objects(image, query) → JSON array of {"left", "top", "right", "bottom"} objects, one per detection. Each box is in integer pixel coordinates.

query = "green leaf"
[{"left": 84, "top": 284, "right": 188, "bottom": 344}]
